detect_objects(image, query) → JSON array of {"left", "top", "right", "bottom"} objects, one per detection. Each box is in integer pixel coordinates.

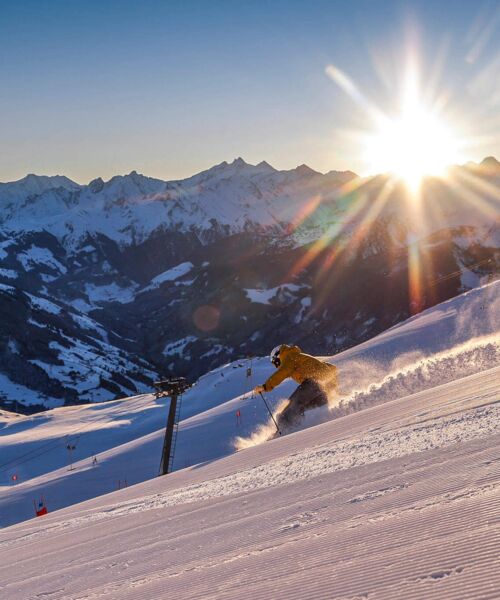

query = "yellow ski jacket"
[{"left": 263, "top": 345, "right": 337, "bottom": 392}]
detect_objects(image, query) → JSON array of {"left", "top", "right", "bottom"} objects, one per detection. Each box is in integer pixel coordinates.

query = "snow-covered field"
[
  {"left": 0, "top": 366, "right": 498, "bottom": 599},
  {"left": 0, "top": 281, "right": 498, "bottom": 598}
]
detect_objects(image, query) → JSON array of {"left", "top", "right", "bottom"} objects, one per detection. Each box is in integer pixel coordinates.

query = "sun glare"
[
  {"left": 303, "top": 35, "right": 496, "bottom": 319},
  {"left": 326, "top": 60, "right": 466, "bottom": 192},
  {"left": 364, "top": 106, "right": 460, "bottom": 191}
]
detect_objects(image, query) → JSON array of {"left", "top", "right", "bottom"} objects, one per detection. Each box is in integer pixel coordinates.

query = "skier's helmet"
[{"left": 270, "top": 345, "right": 282, "bottom": 368}]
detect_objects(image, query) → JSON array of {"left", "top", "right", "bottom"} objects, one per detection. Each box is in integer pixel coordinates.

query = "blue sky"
[{"left": 1, "top": 0, "right": 499, "bottom": 182}]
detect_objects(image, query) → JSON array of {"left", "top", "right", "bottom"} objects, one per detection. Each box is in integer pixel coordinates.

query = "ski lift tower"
[{"left": 156, "top": 377, "right": 191, "bottom": 476}]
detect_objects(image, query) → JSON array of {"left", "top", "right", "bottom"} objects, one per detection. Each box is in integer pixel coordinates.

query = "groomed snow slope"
[
  {"left": 0, "top": 281, "right": 498, "bottom": 530},
  {"left": 0, "top": 365, "right": 499, "bottom": 599}
]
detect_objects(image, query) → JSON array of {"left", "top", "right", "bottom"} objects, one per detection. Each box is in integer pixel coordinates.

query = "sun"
[
  {"left": 325, "top": 60, "right": 466, "bottom": 193},
  {"left": 364, "top": 105, "right": 460, "bottom": 192}
]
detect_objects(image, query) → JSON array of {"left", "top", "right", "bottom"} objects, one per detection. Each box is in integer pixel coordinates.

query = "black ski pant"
[{"left": 277, "top": 379, "right": 328, "bottom": 429}]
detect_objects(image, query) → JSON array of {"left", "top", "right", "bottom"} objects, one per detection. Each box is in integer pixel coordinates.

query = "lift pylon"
[{"left": 156, "top": 377, "right": 191, "bottom": 476}]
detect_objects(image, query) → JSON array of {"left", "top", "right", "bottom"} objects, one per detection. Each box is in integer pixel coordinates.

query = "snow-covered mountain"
[
  {"left": 0, "top": 281, "right": 498, "bottom": 598},
  {"left": 1, "top": 158, "right": 497, "bottom": 248},
  {"left": 0, "top": 159, "right": 356, "bottom": 246},
  {"left": 0, "top": 173, "right": 80, "bottom": 202},
  {"left": 0, "top": 158, "right": 498, "bottom": 410}
]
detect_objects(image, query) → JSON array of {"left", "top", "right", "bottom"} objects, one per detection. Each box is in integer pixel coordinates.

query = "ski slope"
[
  {"left": 0, "top": 283, "right": 498, "bottom": 598},
  {"left": 0, "top": 281, "right": 498, "bottom": 531},
  {"left": 0, "top": 364, "right": 499, "bottom": 599}
]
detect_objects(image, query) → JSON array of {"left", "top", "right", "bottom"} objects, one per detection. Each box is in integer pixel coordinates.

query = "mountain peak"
[
  {"left": 89, "top": 171, "right": 167, "bottom": 202},
  {"left": 188, "top": 157, "right": 275, "bottom": 183},
  {"left": 231, "top": 157, "right": 248, "bottom": 167},
  {"left": 19, "top": 173, "right": 78, "bottom": 186},
  {"left": 113, "top": 170, "right": 147, "bottom": 182},
  {"left": 0, "top": 174, "right": 80, "bottom": 196},
  {"left": 325, "top": 169, "right": 358, "bottom": 183},
  {"left": 480, "top": 156, "right": 500, "bottom": 171},
  {"left": 294, "top": 164, "right": 319, "bottom": 177},
  {"left": 256, "top": 160, "right": 276, "bottom": 172},
  {"left": 88, "top": 177, "right": 105, "bottom": 193}
]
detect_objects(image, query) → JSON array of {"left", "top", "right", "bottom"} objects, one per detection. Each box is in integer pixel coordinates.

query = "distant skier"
[{"left": 254, "top": 345, "right": 337, "bottom": 431}]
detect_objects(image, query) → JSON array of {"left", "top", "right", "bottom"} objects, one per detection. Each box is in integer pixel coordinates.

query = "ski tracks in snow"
[
  {"left": 2, "top": 395, "right": 498, "bottom": 549},
  {"left": 4, "top": 423, "right": 500, "bottom": 600}
]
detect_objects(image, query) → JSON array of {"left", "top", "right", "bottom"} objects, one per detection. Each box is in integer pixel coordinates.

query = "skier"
[{"left": 254, "top": 344, "right": 337, "bottom": 430}]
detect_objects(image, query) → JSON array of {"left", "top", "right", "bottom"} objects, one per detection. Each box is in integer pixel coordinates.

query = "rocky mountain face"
[{"left": 0, "top": 158, "right": 498, "bottom": 412}]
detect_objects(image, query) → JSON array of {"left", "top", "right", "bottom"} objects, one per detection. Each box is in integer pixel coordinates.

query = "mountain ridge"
[
  {"left": 0, "top": 157, "right": 352, "bottom": 188},
  {"left": 2, "top": 153, "right": 497, "bottom": 187}
]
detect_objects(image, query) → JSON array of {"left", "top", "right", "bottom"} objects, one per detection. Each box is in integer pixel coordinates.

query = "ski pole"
[{"left": 259, "top": 392, "right": 281, "bottom": 436}]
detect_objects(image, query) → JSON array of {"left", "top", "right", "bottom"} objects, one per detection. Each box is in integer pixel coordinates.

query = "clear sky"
[{"left": 1, "top": 0, "right": 499, "bottom": 183}]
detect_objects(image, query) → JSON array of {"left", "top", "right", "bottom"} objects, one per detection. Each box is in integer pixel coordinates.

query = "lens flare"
[
  {"left": 193, "top": 305, "right": 220, "bottom": 332},
  {"left": 283, "top": 35, "right": 498, "bottom": 320}
]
